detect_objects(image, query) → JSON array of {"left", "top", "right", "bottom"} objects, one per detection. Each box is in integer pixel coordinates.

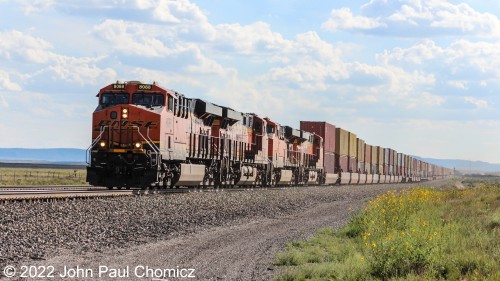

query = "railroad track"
[
  {"left": 0, "top": 179, "right": 443, "bottom": 202},
  {"left": 0, "top": 184, "right": 311, "bottom": 202},
  {"left": 0, "top": 185, "right": 99, "bottom": 191}
]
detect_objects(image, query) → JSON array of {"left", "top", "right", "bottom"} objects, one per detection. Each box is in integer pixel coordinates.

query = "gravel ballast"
[{"left": 0, "top": 180, "right": 451, "bottom": 280}]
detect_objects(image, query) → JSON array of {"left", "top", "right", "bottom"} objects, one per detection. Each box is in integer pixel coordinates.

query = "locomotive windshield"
[
  {"left": 132, "top": 93, "right": 165, "bottom": 107},
  {"left": 101, "top": 93, "right": 129, "bottom": 106}
]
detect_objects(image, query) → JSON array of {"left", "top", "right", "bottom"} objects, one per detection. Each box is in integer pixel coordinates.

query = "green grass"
[
  {"left": 274, "top": 182, "right": 500, "bottom": 280},
  {"left": 0, "top": 168, "right": 87, "bottom": 185}
]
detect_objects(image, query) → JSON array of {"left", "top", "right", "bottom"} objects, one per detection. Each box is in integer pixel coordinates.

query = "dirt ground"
[{"left": 4, "top": 179, "right": 451, "bottom": 281}]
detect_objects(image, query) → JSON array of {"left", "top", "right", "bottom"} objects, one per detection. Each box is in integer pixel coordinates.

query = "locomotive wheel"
[
  {"left": 117, "top": 186, "right": 122, "bottom": 190},
  {"left": 214, "top": 172, "right": 221, "bottom": 189}
]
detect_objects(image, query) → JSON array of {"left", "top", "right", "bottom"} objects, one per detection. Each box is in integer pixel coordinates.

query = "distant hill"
[
  {"left": 415, "top": 157, "right": 500, "bottom": 173},
  {"left": 0, "top": 148, "right": 87, "bottom": 164}
]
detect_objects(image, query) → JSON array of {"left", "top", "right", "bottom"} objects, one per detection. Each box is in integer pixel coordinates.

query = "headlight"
[
  {"left": 122, "top": 108, "right": 128, "bottom": 119},
  {"left": 99, "top": 141, "right": 106, "bottom": 148},
  {"left": 135, "top": 142, "right": 141, "bottom": 149}
]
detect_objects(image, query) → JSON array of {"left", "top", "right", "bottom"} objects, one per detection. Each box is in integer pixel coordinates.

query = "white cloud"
[
  {"left": 18, "top": 0, "right": 54, "bottom": 14},
  {"left": 349, "top": 62, "right": 436, "bottom": 99},
  {"left": 0, "top": 95, "right": 8, "bottom": 108},
  {"left": 263, "top": 31, "right": 349, "bottom": 91},
  {"left": 447, "top": 80, "right": 468, "bottom": 90},
  {"left": 329, "top": 0, "right": 500, "bottom": 38},
  {"left": 153, "top": 0, "right": 216, "bottom": 41},
  {"left": 131, "top": 67, "right": 204, "bottom": 89},
  {"left": 46, "top": 56, "right": 117, "bottom": 85},
  {"left": 322, "top": 7, "right": 386, "bottom": 31},
  {"left": 377, "top": 39, "right": 443, "bottom": 65},
  {"left": 93, "top": 20, "right": 176, "bottom": 57},
  {"left": 420, "top": 92, "right": 445, "bottom": 107},
  {"left": 0, "top": 30, "right": 53, "bottom": 63},
  {"left": 464, "top": 96, "right": 488, "bottom": 108},
  {"left": 0, "top": 30, "right": 117, "bottom": 85},
  {"left": 356, "top": 94, "right": 378, "bottom": 103},
  {"left": 0, "top": 70, "right": 21, "bottom": 91},
  {"left": 428, "top": 2, "right": 500, "bottom": 37},
  {"left": 378, "top": 39, "right": 500, "bottom": 85},
  {"left": 153, "top": 0, "right": 207, "bottom": 24},
  {"left": 214, "top": 21, "right": 292, "bottom": 56}
]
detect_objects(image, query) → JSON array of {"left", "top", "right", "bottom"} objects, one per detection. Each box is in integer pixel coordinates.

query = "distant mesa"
[{"left": 0, "top": 148, "right": 87, "bottom": 165}]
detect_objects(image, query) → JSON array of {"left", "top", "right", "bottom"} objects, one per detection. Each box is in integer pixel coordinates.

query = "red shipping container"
[
  {"left": 358, "top": 162, "right": 365, "bottom": 174},
  {"left": 348, "top": 156, "right": 357, "bottom": 172},
  {"left": 336, "top": 155, "right": 348, "bottom": 172},
  {"left": 300, "top": 121, "right": 336, "bottom": 153},
  {"left": 365, "top": 144, "right": 372, "bottom": 165},
  {"left": 383, "top": 164, "right": 389, "bottom": 175},
  {"left": 324, "top": 152, "right": 336, "bottom": 174}
]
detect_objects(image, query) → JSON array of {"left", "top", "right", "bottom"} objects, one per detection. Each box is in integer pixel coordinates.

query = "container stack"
[
  {"left": 397, "top": 153, "right": 403, "bottom": 182},
  {"left": 335, "top": 128, "right": 351, "bottom": 184},
  {"left": 365, "top": 144, "right": 372, "bottom": 184},
  {"left": 348, "top": 132, "right": 357, "bottom": 173},
  {"left": 335, "top": 128, "right": 349, "bottom": 173},
  {"left": 357, "top": 138, "right": 366, "bottom": 184},
  {"left": 388, "top": 149, "right": 394, "bottom": 182},
  {"left": 300, "top": 121, "right": 336, "bottom": 174},
  {"left": 383, "top": 148, "right": 390, "bottom": 180}
]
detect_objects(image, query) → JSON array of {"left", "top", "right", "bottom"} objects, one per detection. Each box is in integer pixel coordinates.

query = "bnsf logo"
[{"left": 95, "top": 120, "right": 158, "bottom": 130}]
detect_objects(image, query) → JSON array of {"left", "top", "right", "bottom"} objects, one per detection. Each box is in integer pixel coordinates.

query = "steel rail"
[
  {"left": 0, "top": 178, "right": 449, "bottom": 202},
  {"left": 0, "top": 184, "right": 317, "bottom": 202}
]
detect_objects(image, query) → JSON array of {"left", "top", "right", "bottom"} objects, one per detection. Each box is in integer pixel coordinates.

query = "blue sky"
[{"left": 0, "top": 0, "right": 499, "bottom": 163}]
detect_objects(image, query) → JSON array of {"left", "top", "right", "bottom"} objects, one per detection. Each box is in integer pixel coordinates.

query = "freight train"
[{"left": 86, "top": 81, "right": 453, "bottom": 189}]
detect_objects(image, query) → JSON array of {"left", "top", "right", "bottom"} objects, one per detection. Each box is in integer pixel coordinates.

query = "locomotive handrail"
[
  {"left": 86, "top": 125, "right": 109, "bottom": 164},
  {"left": 133, "top": 126, "right": 160, "bottom": 170},
  {"left": 145, "top": 127, "right": 162, "bottom": 180}
]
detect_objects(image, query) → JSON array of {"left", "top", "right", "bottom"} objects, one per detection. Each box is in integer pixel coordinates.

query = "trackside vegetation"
[
  {"left": 0, "top": 168, "right": 87, "bottom": 185},
  {"left": 274, "top": 183, "right": 500, "bottom": 280}
]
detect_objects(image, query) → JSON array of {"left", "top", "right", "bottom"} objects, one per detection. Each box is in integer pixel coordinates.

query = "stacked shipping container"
[
  {"left": 335, "top": 128, "right": 349, "bottom": 173},
  {"left": 365, "top": 144, "right": 372, "bottom": 174},
  {"left": 357, "top": 138, "right": 365, "bottom": 173},
  {"left": 377, "top": 146, "right": 384, "bottom": 175},
  {"left": 348, "top": 132, "right": 357, "bottom": 172},
  {"left": 357, "top": 138, "right": 365, "bottom": 184},
  {"left": 299, "top": 121, "right": 453, "bottom": 185},
  {"left": 300, "top": 121, "right": 336, "bottom": 174}
]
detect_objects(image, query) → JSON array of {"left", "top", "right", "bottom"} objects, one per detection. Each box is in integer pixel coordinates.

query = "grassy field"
[
  {"left": 0, "top": 167, "right": 87, "bottom": 185},
  {"left": 274, "top": 179, "right": 499, "bottom": 280}
]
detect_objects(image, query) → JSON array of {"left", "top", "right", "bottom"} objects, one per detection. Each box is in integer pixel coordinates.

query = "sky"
[{"left": 0, "top": 0, "right": 499, "bottom": 163}]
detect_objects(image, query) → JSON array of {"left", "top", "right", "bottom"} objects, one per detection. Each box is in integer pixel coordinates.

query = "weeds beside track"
[{"left": 274, "top": 181, "right": 500, "bottom": 280}]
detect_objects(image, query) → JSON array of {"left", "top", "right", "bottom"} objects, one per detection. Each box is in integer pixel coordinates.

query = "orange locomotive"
[{"left": 86, "top": 81, "right": 323, "bottom": 189}]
